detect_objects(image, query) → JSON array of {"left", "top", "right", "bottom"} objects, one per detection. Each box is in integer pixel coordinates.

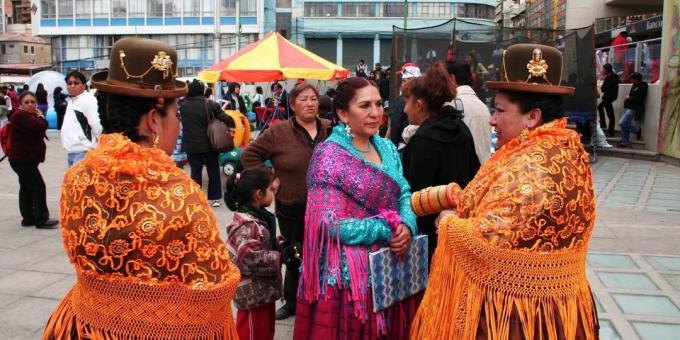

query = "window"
[
  {"left": 112, "top": 0, "right": 126, "bottom": 17},
  {"left": 129, "top": 0, "right": 145, "bottom": 17},
  {"left": 184, "top": 0, "right": 200, "bottom": 16},
  {"left": 219, "top": 33, "right": 257, "bottom": 59},
  {"left": 183, "top": 35, "right": 202, "bottom": 60},
  {"left": 31, "top": 46, "right": 35, "bottom": 54},
  {"left": 457, "top": 4, "right": 493, "bottom": 19},
  {"left": 147, "top": 0, "right": 163, "bottom": 17},
  {"left": 202, "top": 0, "right": 214, "bottom": 16},
  {"left": 41, "top": 0, "right": 56, "bottom": 18},
  {"left": 93, "top": 0, "right": 110, "bottom": 18},
  {"left": 341, "top": 3, "right": 374, "bottom": 17},
  {"left": 414, "top": 3, "right": 450, "bottom": 18},
  {"left": 220, "top": 0, "right": 235, "bottom": 16},
  {"left": 165, "top": 0, "right": 181, "bottom": 16},
  {"left": 304, "top": 3, "right": 337, "bottom": 17},
  {"left": 241, "top": 0, "right": 257, "bottom": 16},
  {"left": 382, "top": 3, "right": 403, "bottom": 17},
  {"left": 24, "top": 45, "right": 28, "bottom": 53},
  {"left": 276, "top": 0, "right": 291, "bottom": 8},
  {"left": 58, "top": 0, "right": 74, "bottom": 18},
  {"left": 1, "top": 45, "right": 5, "bottom": 55},
  {"left": 76, "top": 0, "right": 91, "bottom": 18}
]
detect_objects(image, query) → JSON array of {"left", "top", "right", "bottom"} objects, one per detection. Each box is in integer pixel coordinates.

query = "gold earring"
[
  {"left": 153, "top": 134, "right": 159, "bottom": 148},
  {"left": 520, "top": 127, "right": 530, "bottom": 141}
]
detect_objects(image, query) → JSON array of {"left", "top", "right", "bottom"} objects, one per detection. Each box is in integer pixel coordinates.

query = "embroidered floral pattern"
[
  {"left": 456, "top": 118, "right": 595, "bottom": 252},
  {"left": 59, "top": 133, "right": 239, "bottom": 287}
]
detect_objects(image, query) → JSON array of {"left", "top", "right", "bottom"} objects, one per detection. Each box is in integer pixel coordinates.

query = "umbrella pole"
[{"left": 285, "top": 81, "right": 290, "bottom": 120}]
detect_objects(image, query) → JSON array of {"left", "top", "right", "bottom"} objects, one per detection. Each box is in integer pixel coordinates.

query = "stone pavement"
[{"left": 0, "top": 131, "right": 679, "bottom": 339}]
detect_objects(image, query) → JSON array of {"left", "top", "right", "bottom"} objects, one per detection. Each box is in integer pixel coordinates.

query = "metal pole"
[
  {"left": 403, "top": 0, "right": 408, "bottom": 30},
  {"left": 1, "top": 0, "right": 5, "bottom": 34},
  {"left": 236, "top": 0, "right": 241, "bottom": 50}
]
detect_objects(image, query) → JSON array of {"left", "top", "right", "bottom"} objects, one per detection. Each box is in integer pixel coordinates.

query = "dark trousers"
[
  {"left": 9, "top": 161, "right": 49, "bottom": 224},
  {"left": 598, "top": 99, "right": 616, "bottom": 135},
  {"left": 187, "top": 151, "right": 222, "bottom": 200},
  {"left": 277, "top": 207, "right": 305, "bottom": 310}
]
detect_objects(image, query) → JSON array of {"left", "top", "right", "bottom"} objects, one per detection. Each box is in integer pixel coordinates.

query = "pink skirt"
[{"left": 293, "top": 287, "right": 422, "bottom": 340}]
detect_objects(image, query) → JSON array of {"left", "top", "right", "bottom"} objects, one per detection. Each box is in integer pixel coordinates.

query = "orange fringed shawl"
[
  {"left": 43, "top": 134, "right": 240, "bottom": 340},
  {"left": 410, "top": 119, "right": 598, "bottom": 340}
]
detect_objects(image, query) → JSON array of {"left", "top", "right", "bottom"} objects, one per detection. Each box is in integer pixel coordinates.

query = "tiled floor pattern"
[
  {"left": 592, "top": 158, "right": 680, "bottom": 213},
  {"left": 589, "top": 253, "right": 680, "bottom": 340}
]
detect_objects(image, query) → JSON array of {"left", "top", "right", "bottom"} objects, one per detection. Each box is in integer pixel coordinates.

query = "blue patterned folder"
[{"left": 369, "top": 235, "right": 428, "bottom": 312}]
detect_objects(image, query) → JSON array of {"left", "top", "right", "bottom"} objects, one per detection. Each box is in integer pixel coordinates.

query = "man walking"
[{"left": 598, "top": 63, "right": 620, "bottom": 136}]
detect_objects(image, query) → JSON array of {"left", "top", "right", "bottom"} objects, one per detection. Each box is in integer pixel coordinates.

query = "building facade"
[
  {"left": 297, "top": 0, "right": 496, "bottom": 70},
  {"left": 33, "top": 0, "right": 263, "bottom": 77},
  {"left": 525, "top": 0, "right": 566, "bottom": 31},
  {"left": 32, "top": 0, "right": 495, "bottom": 77},
  {"left": 0, "top": 32, "right": 51, "bottom": 64}
]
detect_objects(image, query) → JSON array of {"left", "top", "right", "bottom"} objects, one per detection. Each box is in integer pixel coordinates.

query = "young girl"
[{"left": 224, "top": 168, "right": 281, "bottom": 340}]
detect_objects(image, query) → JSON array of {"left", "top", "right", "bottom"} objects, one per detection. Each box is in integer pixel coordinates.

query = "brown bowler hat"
[
  {"left": 486, "top": 44, "right": 575, "bottom": 96},
  {"left": 91, "top": 37, "right": 186, "bottom": 98}
]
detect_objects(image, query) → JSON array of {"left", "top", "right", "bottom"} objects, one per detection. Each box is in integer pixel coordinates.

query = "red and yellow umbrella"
[{"left": 198, "top": 32, "right": 348, "bottom": 83}]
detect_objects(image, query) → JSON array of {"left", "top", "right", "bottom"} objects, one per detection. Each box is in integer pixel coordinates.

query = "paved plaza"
[{"left": 0, "top": 131, "right": 679, "bottom": 339}]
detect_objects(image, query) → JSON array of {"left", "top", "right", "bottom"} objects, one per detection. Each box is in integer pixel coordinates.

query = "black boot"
[
  {"left": 36, "top": 219, "right": 59, "bottom": 229},
  {"left": 275, "top": 303, "right": 296, "bottom": 320}
]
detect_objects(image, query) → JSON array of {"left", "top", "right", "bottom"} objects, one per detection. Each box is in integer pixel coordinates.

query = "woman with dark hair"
[
  {"left": 53, "top": 86, "right": 68, "bottom": 129},
  {"left": 241, "top": 82, "right": 331, "bottom": 320},
  {"left": 35, "top": 83, "right": 49, "bottom": 113},
  {"left": 222, "top": 82, "right": 247, "bottom": 114},
  {"left": 43, "top": 38, "right": 240, "bottom": 339},
  {"left": 401, "top": 62, "right": 480, "bottom": 259},
  {"left": 7, "top": 91, "right": 58, "bottom": 229},
  {"left": 294, "top": 77, "right": 421, "bottom": 339},
  {"left": 179, "top": 79, "right": 234, "bottom": 207},
  {"left": 411, "top": 44, "right": 598, "bottom": 340}
]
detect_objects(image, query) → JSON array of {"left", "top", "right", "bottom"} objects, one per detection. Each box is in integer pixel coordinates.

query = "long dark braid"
[{"left": 97, "top": 92, "right": 171, "bottom": 143}]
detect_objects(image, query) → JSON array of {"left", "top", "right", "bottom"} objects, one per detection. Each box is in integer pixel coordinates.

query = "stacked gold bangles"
[{"left": 411, "top": 183, "right": 460, "bottom": 217}]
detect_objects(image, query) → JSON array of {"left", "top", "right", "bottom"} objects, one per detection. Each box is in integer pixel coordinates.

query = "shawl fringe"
[
  {"left": 301, "top": 207, "right": 389, "bottom": 334},
  {"left": 43, "top": 273, "right": 239, "bottom": 340},
  {"left": 410, "top": 216, "right": 598, "bottom": 340}
]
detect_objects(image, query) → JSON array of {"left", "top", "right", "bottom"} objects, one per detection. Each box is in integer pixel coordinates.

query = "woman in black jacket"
[
  {"left": 401, "top": 62, "right": 480, "bottom": 259},
  {"left": 179, "top": 80, "right": 234, "bottom": 207}
]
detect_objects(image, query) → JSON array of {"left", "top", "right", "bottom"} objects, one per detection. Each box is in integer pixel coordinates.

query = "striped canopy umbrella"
[{"left": 198, "top": 32, "right": 349, "bottom": 83}]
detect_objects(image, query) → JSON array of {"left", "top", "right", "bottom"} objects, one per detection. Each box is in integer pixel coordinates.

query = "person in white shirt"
[
  {"left": 61, "top": 71, "right": 102, "bottom": 166},
  {"left": 446, "top": 60, "right": 492, "bottom": 163}
]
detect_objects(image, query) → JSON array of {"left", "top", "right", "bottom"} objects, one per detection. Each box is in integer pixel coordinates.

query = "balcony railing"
[{"left": 595, "top": 38, "right": 661, "bottom": 84}]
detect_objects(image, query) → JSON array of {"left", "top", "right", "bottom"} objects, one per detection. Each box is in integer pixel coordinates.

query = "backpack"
[{"left": 0, "top": 122, "right": 10, "bottom": 162}]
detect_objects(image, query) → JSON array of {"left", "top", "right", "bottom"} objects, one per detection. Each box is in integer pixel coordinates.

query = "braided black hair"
[
  {"left": 224, "top": 167, "right": 274, "bottom": 211},
  {"left": 97, "top": 92, "right": 172, "bottom": 143}
]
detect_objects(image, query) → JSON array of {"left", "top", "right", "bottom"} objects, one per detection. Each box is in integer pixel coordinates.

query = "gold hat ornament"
[
  {"left": 486, "top": 43, "right": 575, "bottom": 96},
  {"left": 91, "top": 37, "right": 186, "bottom": 98}
]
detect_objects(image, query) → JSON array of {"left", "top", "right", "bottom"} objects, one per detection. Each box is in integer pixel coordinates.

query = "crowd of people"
[{"left": 0, "top": 36, "right": 606, "bottom": 340}]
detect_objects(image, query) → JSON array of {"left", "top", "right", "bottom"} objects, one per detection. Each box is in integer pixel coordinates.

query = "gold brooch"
[
  {"left": 151, "top": 52, "right": 173, "bottom": 79},
  {"left": 119, "top": 50, "right": 176, "bottom": 81},
  {"left": 526, "top": 48, "right": 551, "bottom": 85}
]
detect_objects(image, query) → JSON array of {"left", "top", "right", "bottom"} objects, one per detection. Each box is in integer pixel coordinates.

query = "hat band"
[{"left": 106, "top": 77, "right": 179, "bottom": 92}]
